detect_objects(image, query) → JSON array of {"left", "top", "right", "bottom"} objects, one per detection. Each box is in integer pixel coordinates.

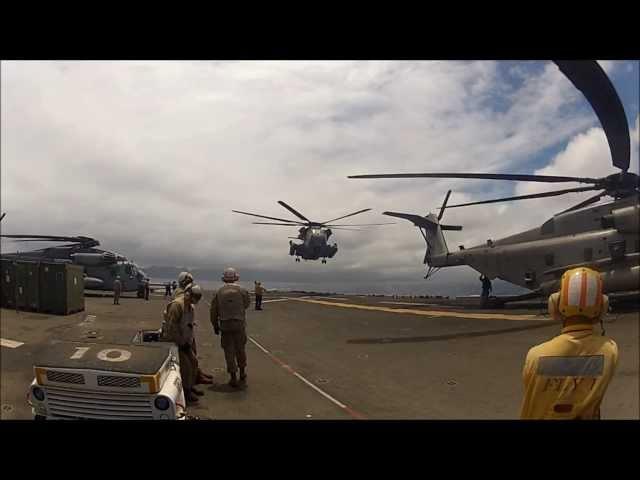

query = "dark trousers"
[
  {"left": 221, "top": 329, "right": 247, "bottom": 374},
  {"left": 114, "top": 292, "right": 120, "bottom": 304},
  {"left": 255, "top": 295, "right": 263, "bottom": 310}
]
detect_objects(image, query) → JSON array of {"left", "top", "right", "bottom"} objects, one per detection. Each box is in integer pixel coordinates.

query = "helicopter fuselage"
[
  {"left": 289, "top": 227, "right": 338, "bottom": 262},
  {"left": 1, "top": 245, "right": 149, "bottom": 294},
  {"left": 430, "top": 195, "right": 639, "bottom": 294}
]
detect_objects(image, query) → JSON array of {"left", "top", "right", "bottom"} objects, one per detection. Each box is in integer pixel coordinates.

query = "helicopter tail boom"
[{"left": 382, "top": 211, "right": 458, "bottom": 270}]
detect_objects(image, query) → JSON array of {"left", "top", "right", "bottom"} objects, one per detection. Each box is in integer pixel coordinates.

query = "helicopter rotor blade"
[
  {"left": 558, "top": 191, "right": 608, "bottom": 215},
  {"left": 251, "top": 222, "right": 305, "bottom": 226},
  {"left": 329, "top": 227, "right": 363, "bottom": 231},
  {"left": 554, "top": 61, "right": 630, "bottom": 173},
  {"left": 232, "top": 210, "right": 305, "bottom": 225},
  {"left": 321, "top": 208, "right": 372, "bottom": 225},
  {"left": 277, "top": 201, "right": 311, "bottom": 223},
  {"left": 0, "top": 213, "right": 5, "bottom": 222},
  {"left": 324, "top": 223, "right": 396, "bottom": 227},
  {"left": 348, "top": 173, "right": 601, "bottom": 184},
  {"left": 0, "top": 234, "right": 93, "bottom": 243},
  {"left": 443, "top": 186, "right": 601, "bottom": 209}
]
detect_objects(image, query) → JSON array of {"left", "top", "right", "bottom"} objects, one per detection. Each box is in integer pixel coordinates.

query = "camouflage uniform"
[
  {"left": 161, "top": 296, "right": 197, "bottom": 394},
  {"left": 210, "top": 284, "right": 251, "bottom": 377}
]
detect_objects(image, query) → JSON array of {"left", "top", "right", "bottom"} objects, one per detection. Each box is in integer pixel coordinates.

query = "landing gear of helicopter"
[
  {"left": 321, "top": 259, "right": 327, "bottom": 264},
  {"left": 295, "top": 257, "right": 301, "bottom": 262}
]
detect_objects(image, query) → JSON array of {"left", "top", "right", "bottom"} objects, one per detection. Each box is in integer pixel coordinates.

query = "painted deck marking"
[
  {"left": 1, "top": 338, "right": 24, "bottom": 349},
  {"left": 248, "top": 336, "right": 366, "bottom": 420},
  {"left": 289, "top": 298, "right": 544, "bottom": 321}
]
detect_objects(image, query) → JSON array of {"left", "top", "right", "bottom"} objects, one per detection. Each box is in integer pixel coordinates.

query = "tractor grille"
[
  {"left": 45, "top": 386, "right": 154, "bottom": 420},
  {"left": 97, "top": 375, "right": 141, "bottom": 388},
  {"left": 46, "top": 371, "right": 85, "bottom": 385}
]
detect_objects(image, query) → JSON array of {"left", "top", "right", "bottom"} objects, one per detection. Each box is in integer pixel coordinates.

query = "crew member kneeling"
[{"left": 520, "top": 267, "right": 618, "bottom": 420}]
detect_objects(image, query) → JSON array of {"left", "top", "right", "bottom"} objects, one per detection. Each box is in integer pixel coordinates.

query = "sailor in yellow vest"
[{"left": 520, "top": 267, "right": 618, "bottom": 419}]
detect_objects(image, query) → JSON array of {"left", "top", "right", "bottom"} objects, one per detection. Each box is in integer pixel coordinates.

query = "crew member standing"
[
  {"left": 173, "top": 271, "right": 213, "bottom": 386},
  {"left": 164, "top": 282, "right": 171, "bottom": 299},
  {"left": 210, "top": 267, "right": 251, "bottom": 388},
  {"left": 144, "top": 278, "right": 150, "bottom": 301},
  {"left": 520, "top": 267, "right": 618, "bottom": 420},
  {"left": 254, "top": 281, "right": 265, "bottom": 310},
  {"left": 161, "top": 283, "right": 204, "bottom": 404},
  {"left": 479, "top": 274, "right": 492, "bottom": 308},
  {"left": 113, "top": 276, "right": 122, "bottom": 305}
]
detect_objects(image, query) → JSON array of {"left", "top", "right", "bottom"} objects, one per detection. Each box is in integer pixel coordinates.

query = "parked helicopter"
[
  {"left": 232, "top": 201, "right": 394, "bottom": 263},
  {"left": 0, "top": 234, "right": 153, "bottom": 297},
  {"left": 349, "top": 60, "right": 639, "bottom": 297}
]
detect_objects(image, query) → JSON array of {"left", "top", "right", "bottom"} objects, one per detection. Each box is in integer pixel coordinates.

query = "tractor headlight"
[
  {"left": 154, "top": 395, "right": 170, "bottom": 411},
  {"left": 32, "top": 386, "right": 45, "bottom": 402}
]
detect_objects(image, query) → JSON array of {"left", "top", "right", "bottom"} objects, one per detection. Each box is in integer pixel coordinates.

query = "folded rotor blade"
[
  {"left": 277, "top": 201, "right": 311, "bottom": 223},
  {"left": 558, "top": 191, "right": 607, "bottom": 214},
  {"left": 444, "top": 186, "right": 601, "bottom": 208},
  {"left": 321, "top": 208, "right": 372, "bottom": 224},
  {"left": 232, "top": 210, "right": 304, "bottom": 225},
  {"left": 348, "top": 173, "right": 600, "bottom": 184}
]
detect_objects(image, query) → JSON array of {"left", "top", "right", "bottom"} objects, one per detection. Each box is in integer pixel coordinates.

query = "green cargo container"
[
  {"left": 0, "top": 259, "right": 16, "bottom": 309},
  {"left": 25, "top": 261, "right": 40, "bottom": 311},
  {"left": 14, "top": 262, "right": 28, "bottom": 310},
  {"left": 39, "top": 262, "right": 85, "bottom": 315}
]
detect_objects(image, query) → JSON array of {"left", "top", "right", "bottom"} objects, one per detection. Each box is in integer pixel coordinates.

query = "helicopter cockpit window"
[{"left": 540, "top": 219, "right": 555, "bottom": 235}]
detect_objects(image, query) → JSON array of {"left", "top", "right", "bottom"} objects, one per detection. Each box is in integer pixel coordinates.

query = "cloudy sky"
[{"left": 1, "top": 61, "right": 638, "bottom": 294}]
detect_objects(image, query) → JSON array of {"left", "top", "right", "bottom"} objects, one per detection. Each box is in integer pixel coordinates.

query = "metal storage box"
[{"left": 39, "top": 262, "right": 85, "bottom": 315}]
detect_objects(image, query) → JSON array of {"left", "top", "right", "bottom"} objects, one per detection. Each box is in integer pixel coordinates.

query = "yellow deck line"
[{"left": 290, "top": 298, "right": 546, "bottom": 321}]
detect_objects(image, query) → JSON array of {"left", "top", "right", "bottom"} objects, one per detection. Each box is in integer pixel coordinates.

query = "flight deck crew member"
[
  {"left": 254, "top": 281, "right": 265, "bottom": 310},
  {"left": 210, "top": 267, "right": 251, "bottom": 388},
  {"left": 173, "top": 271, "right": 214, "bottom": 386},
  {"left": 144, "top": 278, "right": 150, "bottom": 301},
  {"left": 161, "top": 283, "right": 203, "bottom": 404},
  {"left": 113, "top": 276, "right": 122, "bottom": 305},
  {"left": 479, "top": 274, "right": 492, "bottom": 308},
  {"left": 164, "top": 283, "right": 171, "bottom": 299},
  {"left": 520, "top": 267, "right": 618, "bottom": 420}
]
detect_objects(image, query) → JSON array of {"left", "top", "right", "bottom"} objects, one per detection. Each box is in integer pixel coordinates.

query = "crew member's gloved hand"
[{"left": 214, "top": 326, "right": 220, "bottom": 335}]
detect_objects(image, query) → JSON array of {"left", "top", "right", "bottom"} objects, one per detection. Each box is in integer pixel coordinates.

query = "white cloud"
[{"left": 1, "top": 61, "right": 636, "bottom": 294}]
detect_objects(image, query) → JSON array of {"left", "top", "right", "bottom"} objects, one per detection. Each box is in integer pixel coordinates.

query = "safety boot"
[
  {"left": 239, "top": 371, "right": 248, "bottom": 388},
  {"left": 185, "top": 390, "right": 200, "bottom": 404},
  {"left": 196, "top": 371, "right": 214, "bottom": 385},
  {"left": 191, "top": 386, "right": 205, "bottom": 396},
  {"left": 228, "top": 373, "right": 239, "bottom": 388}
]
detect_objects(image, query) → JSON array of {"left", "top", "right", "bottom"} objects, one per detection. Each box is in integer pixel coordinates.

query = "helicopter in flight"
[
  {"left": 233, "top": 201, "right": 394, "bottom": 263},
  {"left": 349, "top": 60, "right": 639, "bottom": 298},
  {"left": 0, "top": 234, "right": 152, "bottom": 297}
]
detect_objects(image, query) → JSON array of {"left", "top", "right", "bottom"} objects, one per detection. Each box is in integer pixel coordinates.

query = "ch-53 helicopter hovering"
[
  {"left": 233, "top": 201, "right": 394, "bottom": 263},
  {"left": 0, "top": 233, "right": 152, "bottom": 297},
  {"left": 349, "top": 60, "right": 639, "bottom": 298}
]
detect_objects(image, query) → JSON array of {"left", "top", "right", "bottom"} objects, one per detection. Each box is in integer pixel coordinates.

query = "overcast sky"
[{"left": 1, "top": 61, "right": 638, "bottom": 294}]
